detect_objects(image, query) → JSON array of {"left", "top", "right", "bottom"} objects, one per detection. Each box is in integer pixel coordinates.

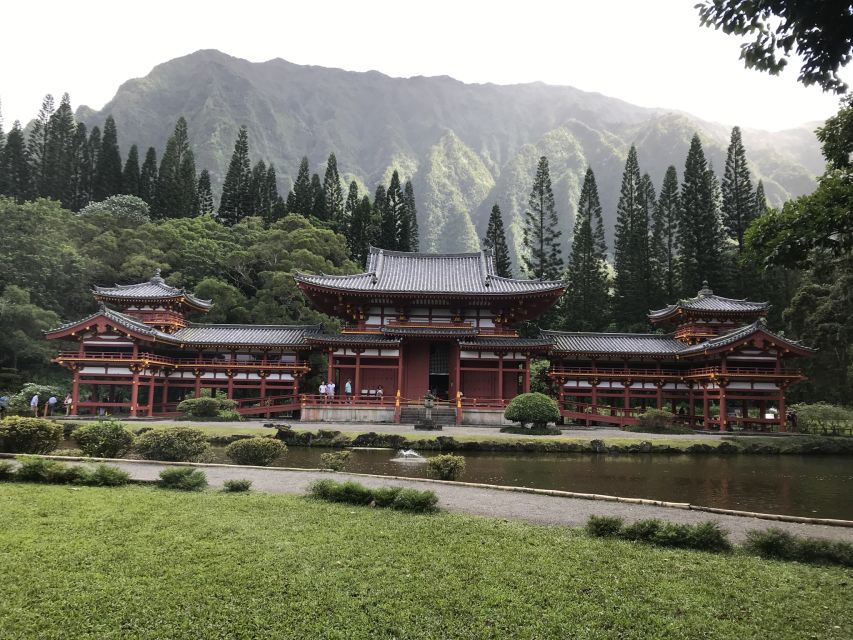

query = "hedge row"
[
  {"left": 308, "top": 479, "right": 438, "bottom": 512},
  {"left": 0, "top": 457, "right": 130, "bottom": 486}
]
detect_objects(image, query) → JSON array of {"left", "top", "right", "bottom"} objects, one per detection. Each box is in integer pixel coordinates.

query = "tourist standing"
[
  {"left": 327, "top": 380, "right": 336, "bottom": 402},
  {"left": 344, "top": 379, "right": 352, "bottom": 403},
  {"left": 47, "top": 395, "right": 58, "bottom": 416},
  {"left": 0, "top": 395, "right": 8, "bottom": 417},
  {"left": 64, "top": 394, "right": 73, "bottom": 416},
  {"left": 319, "top": 381, "right": 327, "bottom": 404},
  {"left": 30, "top": 393, "right": 39, "bottom": 416}
]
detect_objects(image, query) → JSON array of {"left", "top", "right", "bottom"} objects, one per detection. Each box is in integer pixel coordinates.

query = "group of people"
[
  {"left": 27, "top": 394, "right": 73, "bottom": 417},
  {"left": 317, "top": 380, "right": 384, "bottom": 403}
]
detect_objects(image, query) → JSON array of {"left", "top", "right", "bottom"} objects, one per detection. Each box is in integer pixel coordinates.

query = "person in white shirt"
[
  {"left": 327, "top": 381, "right": 336, "bottom": 401},
  {"left": 319, "top": 381, "right": 327, "bottom": 403},
  {"left": 30, "top": 394, "right": 39, "bottom": 416}
]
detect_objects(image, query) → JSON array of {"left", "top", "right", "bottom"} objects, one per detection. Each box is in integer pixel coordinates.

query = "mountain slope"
[{"left": 78, "top": 49, "right": 822, "bottom": 266}]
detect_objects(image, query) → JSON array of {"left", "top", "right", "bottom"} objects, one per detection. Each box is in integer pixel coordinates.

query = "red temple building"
[
  {"left": 46, "top": 256, "right": 812, "bottom": 430},
  {"left": 545, "top": 282, "right": 814, "bottom": 431}
]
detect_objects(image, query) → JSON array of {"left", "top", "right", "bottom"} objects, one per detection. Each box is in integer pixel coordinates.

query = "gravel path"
[{"left": 63, "top": 458, "right": 853, "bottom": 544}]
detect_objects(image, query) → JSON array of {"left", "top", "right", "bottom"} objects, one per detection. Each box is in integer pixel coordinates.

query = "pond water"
[{"left": 205, "top": 446, "right": 853, "bottom": 520}]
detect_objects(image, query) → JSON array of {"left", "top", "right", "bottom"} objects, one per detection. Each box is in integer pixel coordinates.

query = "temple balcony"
[
  {"left": 548, "top": 365, "right": 804, "bottom": 382},
  {"left": 54, "top": 351, "right": 310, "bottom": 373}
]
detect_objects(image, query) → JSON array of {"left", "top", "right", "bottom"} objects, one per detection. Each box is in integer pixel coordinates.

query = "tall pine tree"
[
  {"left": 343, "top": 181, "right": 360, "bottom": 250},
  {"left": 68, "top": 123, "right": 92, "bottom": 211},
  {"left": 139, "top": 147, "right": 158, "bottom": 206},
  {"left": 121, "top": 144, "right": 140, "bottom": 196},
  {"left": 154, "top": 118, "right": 197, "bottom": 218},
  {"left": 522, "top": 156, "right": 562, "bottom": 279},
  {"left": 350, "top": 194, "right": 374, "bottom": 267},
  {"left": 310, "top": 173, "right": 326, "bottom": 220},
  {"left": 403, "top": 180, "right": 419, "bottom": 251},
  {"left": 678, "top": 134, "right": 723, "bottom": 295},
  {"left": 721, "top": 126, "right": 756, "bottom": 252},
  {"left": 754, "top": 180, "right": 768, "bottom": 216},
  {"left": 94, "top": 115, "right": 122, "bottom": 200},
  {"left": 87, "top": 126, "right": 101, "bottom": 203},
  {"left": 197, "top": 169, "right": 215, "bottom": 216},
  {"left": 27, "top": 94, "right": 55, "bottom": 196},
  {"left": 482, "top": 203, "right": 512, "bottom": 277},
  {"left": 1, "top": 122, "right": 33, "bottom": 203},
  {"left": 613, "top": 146, "right": 651, "bottom": 328},
  {"left": 323, "top": 153, "right": 345, "bottom": 229},
  {"left": 218, "top": 126, "right": 252, "bottom": 225},
  {"left": 563, "top": 168, "right": 610, "bottom": 330},
  {"left": 289, "top": 157, "right": 312, "bottom": 215},
  {"left": 651, "top": 166, "right": 680, "bottom": 302},
  {"left": 383, "top": 170, "right": 405, "bottom": 250},
  {"left": 44, "top": 93, "right": 76, "bottom": 207},
  {"left": 373, "top": 184, "right": 391, "bottom": 249}
]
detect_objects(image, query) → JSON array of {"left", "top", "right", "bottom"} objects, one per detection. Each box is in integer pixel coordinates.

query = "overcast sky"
[{"left": 1, "top": 0, "right": 848, "bottom": 131}]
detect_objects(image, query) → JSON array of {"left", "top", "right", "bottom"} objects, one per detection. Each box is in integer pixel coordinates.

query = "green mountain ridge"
[{"left": 77, "top": 49, "right": 822, "bottom": 266}]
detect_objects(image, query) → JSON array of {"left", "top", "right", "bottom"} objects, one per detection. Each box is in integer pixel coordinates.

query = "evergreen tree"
[
  {"left": 563, "top": 168, "right": 610, "bottom": 330},
  {"left": 139, "top": 147, "right": 158, "bottom": 206},
  {"left": 218, "top": 126, "right": 252, "bottom": 225},
  {"left": 121, "top": 144, "right": 140, "bottom": 196},
  {"left": 154, "top": 118, "right": 197, "bottom": 217},
  {"left": 640, "top": 172, "right": 660, "bottom": 305},
  {"left": 197, "top": 169, "right": 215, "bottom": 216},
  {"left": 678, "top": 134, "right": 724, "bottom": 295},
  {"left": 310, "top": 173, "right": 326, "bottom": 220},
  {"left": 94, "top": 115, "right": 122, "bottom": 200},
  {"left": 721, "top": 126, "right": 756, "bottom": 252},
  {"left": 285, "top": 189, "right": 297, "bottom": 213},
  {"left": 373, "top": 184, "right": 391, "bottom": 248},
  {"left": 0, "top": 104, "right": 5, "bottom": 195},
  {"left": 44, "top": 93, "right": 76, "bottom": 206},
  {"left": 383, "top": 170, "right": 405, "bottom": 250},
  {"left": 343, "top": 180, "right": 360, "bottom": 249},
  {"left": 613, "top": 146, "right": 650, "bottom": 328},
  {"left": 87, "top": 126, "right": 101, "bottom": 201},
  {"left": 350, "top": 194, "right": 374, "bottom": 266},
  {"left": 264, "top": 164, "right": 282, "bottom": 223},
  {"left": 482, "top": 203, "right": 512, "bottom": 277},
  {"left": 68, "top": 123, "right": 92, "bottom": 211},
  {"left": 322, "top": 153, "right": 345, "bottom": 229},
  {"left": 27, "top": 94, "right": 55, "bottom": 196},
  {"left": 754, "top": 180, "right": 768, "bottom": 217},
  {"left": 1, "top": 122, "right": 33, "bottom": 203},
  {"left": 250, "top": 159, "right": 269, "bottom": 219},
  {"left": 651, "top": 166, "right": 680, "bottom": 301},
  {"left": 522, "top": 156, "right": 563, "bottom": 279},
  {"left": 289, "top": 157, "right": 312, "bottom": 215},
  {"left": 403, "top": 180, "right": 419, "bottom": 251}
]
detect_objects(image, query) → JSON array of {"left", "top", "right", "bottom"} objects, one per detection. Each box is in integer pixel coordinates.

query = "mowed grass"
[{"left": 0, "top": 485, "right": 851, "bottom": 640}]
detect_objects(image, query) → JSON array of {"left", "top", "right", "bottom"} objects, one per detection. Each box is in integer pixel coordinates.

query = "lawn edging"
[{"left": 4, "top": 452, "right": 852, "bottom": 529}]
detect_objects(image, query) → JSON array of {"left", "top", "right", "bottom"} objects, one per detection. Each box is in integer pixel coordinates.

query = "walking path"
[{"left": 61, "top": 458, "right": 853, "bottom": 543}]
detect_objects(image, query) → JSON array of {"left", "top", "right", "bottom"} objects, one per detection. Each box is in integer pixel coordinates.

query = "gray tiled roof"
[
  {"left": 173, "top": 324, "right": 321, "bottom": 347},
  {"left": 93, "top": 270, "right": 212, "bottom": 310},
  {"left": 649, "top": 282, "right": 767, "bottom": 321},
  {"left": 459, "top": 337, "right": 553, "bottom": 350},
  {"left": 306, "top": 333, "right": 401, "bottom": 346},
  {"left": 294, "top": 247, "right": 564, "bottom": 295},
  {"left": 544, "top": 330, "right": 686, "bottom": 355},
  {"left": 381, "top": 325, "right": 480, "bottom": 337},
  {"left": 46, "top": 307, "right": 179, "bottom": 341},
  {"left": 680, "top": 321, "right": 815, "bottom": 354}
]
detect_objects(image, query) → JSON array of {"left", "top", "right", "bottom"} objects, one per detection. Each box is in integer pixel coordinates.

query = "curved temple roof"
[
  {"left": 93, "top": 270, "right": 213, "bottom": 311},
  {"left": 294, "top": 247, "right": 565, "bottom": 295},
  {"left": 649, "top": 281, "right": 767, "bottom": 322}
]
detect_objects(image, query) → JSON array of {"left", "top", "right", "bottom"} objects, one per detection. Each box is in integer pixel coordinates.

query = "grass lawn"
[{"left": 1, "top": 484, "right": 850, "bottom": 639}]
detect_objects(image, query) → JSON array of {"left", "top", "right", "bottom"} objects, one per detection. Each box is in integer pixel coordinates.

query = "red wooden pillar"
[
  {"left": 702, "top": 386, "right": 710, "bottom": 429},
  {"left": 327, "top": 348, "right": 334, "bottom": 387},
  {"left": 162, "top": 377, "right": 170, "bottom": 412},
  {"left": 130, "top": 369, "right": 140, "bottom": 418},
  {"left": 396, "top": 343, "right": 404, "bottom": 399},
  {"left": 497, "top": 353, "right": 504, "bottom": 402},
  {"left": 354, "top": 350, "right": 362, "bottom": 402},
  {"left": 227, "top": 371, "right": 235, "bottom": 399},
  {"left": 194, "top": 371, "right": 201, "bottom": 398},
  {"left": 147, "top": 371, "right": 156, "bottom": 417},
  {"left": 719, "top": 384, "right": 727, "bottom": 432},
  {"left": 71, "top": 368, "right": 80, "bottom": 416},
  {"left": 259, "top": 372, "right": 268, "bottom": 418},
  {"left": 778, "top": 388, "right": 787, "bottom": 432},
  {"left": 655, "top": 382, "right": 663, "bottom": 409},
  {"left": 522, "top": 355, "right": 531, "bottom": 393}
]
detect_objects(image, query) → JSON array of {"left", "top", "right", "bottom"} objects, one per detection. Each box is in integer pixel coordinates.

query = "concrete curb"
[{"left": 3, "top": 452, "right": 852, "bottom": 529}]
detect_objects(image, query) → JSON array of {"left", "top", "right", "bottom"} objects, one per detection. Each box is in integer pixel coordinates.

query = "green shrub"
[
  {"left": 319, "top": 450, "right": 351, "bottom": 471},
  {"left": 0, "top": 417, "right": 62, "bottom": 453},
  {"left": 177, "top": 394, "right": 238, "bottom": 418},
  {"left": 15, "top": 456, "right": 84, "bottom": 483},
  {"left": 337, "top": 480, "right": 375, "bottom": 505},
  {"left": 626, "top": 409, "right": 692, "bottom": 434},
  {"left": 586, "top": 515, "right": 624, "bottom": 537},
  {"left": 135, "top": 427, "right": 210, "bottom": 462},
  {"left": 790, "top": 402, "right": 853, "bottom": 435},
  {"left": 683, "top": 522, "right": 732, "bottom": 553},
  {"left": 744, "top": 528, "right": 853, "bottom": 567},
  {"left": 426, "top": 454, "right": 466, "bottom": 480},
  {"left": 223, "top": 479, "right": 252, "bottom": 492},
  {"left": 622, "top": 519, "right": 663, "bottom": 542},
  {"left": 80, "top": 464, "right": 131, "bottom": 486},
  {"left": 216, "top": 410, "right": 243, "bottom": 422},
  {"left": 504, "top": 393, "right": 560, "bottom": 429},
  {"left": 390, "top": 488, "right": 439, "bottom": 512},
  {"left": 0, "top": 459, "right": 16, "bottom": 480},
  {"left": 225, "top": 437, "right": 286, "bottom": 466},
  {"left": 307, "top": 479, "right": 339, "bottom": 501},
  {"left": 158, "top": 467, "right": 208, "bottom": 491},
  {"left": 6, "top": 383, "right": 65, "bottom": 415},
  {"left": 372, "top": 486, "right": 403, "bottom": 507},
  {"left": 74, "top": 419, "right": 134, "bottom": 458}
]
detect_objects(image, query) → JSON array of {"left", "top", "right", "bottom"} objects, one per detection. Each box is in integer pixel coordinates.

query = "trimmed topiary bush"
[
  {"left": 225, "top": 437, "right": 286, "bottom": 466},
  {"left": 320, "top": 450, "right": 351, "bottom": 471},
  {"left": 504, "top": 393, "right": 561, "bottom": 430},
  {"left": 158, "top": 467, "right": 208, "bottom": 491},
  {"left": 390, "top": 488, "right": 439, "bottom": 512},
  {"left": 135, "top": 427, "right": 210, "bottom": 462},
  {"left": 74, "top": 419, "right": 135, "bottom": 458},
  {"left": 0, "top": 417, "right": 62, "bottom": 454},
  {"left": 223, "top": 478, "right": 253, "bottom": 492},
  {"left": 586, "top": 515, "right": 624, "bottom": 537},
  {"left": 177, "top": 394, "right": 239, "bottom": 419},
  {"left": 426, "top": 454, "right": 466, "bottom": 480}
]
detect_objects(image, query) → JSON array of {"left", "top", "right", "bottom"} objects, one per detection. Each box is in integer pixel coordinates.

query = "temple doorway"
[{"left": 429, "top": 343, "right": 450, "bottom": 400}]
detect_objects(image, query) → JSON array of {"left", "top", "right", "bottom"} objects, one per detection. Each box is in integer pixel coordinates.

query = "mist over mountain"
[{"left": 77, "top": 49, "right": 822, "bottom": 262}]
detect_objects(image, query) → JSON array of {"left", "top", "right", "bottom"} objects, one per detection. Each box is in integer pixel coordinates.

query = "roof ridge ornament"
[
  {"left": 98, "top": 301, "right": 106, "bottom": 312},
  {"left": 150, "top": 268, "right": 165, "bottom": 285},
  {"left": 698, "top": 280, "right": 713, "bottom": 297}
]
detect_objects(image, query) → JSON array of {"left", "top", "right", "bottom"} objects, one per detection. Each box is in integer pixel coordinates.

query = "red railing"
[
  {"left": 56, "top": 351, "right": 309, "bottom": 372},
  {"left": 549, "top": 365, "right": 802, "bottom": 380}
]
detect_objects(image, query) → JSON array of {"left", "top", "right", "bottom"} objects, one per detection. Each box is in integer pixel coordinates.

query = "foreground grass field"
[{"left": 0, "top": 484, "right": 850, "bottom": 639}]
